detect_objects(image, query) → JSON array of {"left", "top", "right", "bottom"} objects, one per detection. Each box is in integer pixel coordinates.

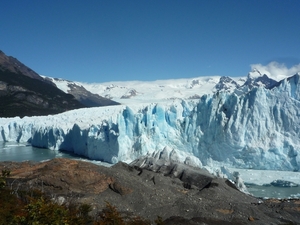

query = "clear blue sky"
[{"left": 1, "top": 0, "right": 300, "bottom": 82}]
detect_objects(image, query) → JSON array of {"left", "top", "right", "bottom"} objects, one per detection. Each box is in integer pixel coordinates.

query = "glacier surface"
[{"left": 1, "top": 74, "right": 300, "bottom": 171}]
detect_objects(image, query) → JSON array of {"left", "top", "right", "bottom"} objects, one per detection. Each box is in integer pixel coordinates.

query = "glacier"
[{"left": 1, "top": 74, "right": 300, "bottom": 171}]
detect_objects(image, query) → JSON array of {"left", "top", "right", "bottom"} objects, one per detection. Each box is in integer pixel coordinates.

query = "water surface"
[
  {"left": 1, "top": 142, "right": 299, "bottom": 199},
  {"left": 246, "top": 184, "right": 300, "bottom": 199},
  {"left": 0, "top": 142, "right": 110, "bottom": 166}
]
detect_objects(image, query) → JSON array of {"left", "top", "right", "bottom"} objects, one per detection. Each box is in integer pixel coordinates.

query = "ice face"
[{"left": 1, "top": 74, "right": 300, "bottom": 171}]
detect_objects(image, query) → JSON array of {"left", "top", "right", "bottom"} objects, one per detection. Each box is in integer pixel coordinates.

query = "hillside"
[
  {"left": 0, "top": 51, "right": 119, "bottom": 117},
  {"left": 44, "top": 77, "right": 120, "bottom": 107},
  {"left": 0, "top": 50, "right": 46, "bottom": 82},
  {"left": 48, "top": 70, "right": 279, "bottom": 105},
  {"left": 0, "top": 158, "right": 299, "bottom": 225},
  {"left": 0, "top": 70, "right": 85, "bottom": 117}
]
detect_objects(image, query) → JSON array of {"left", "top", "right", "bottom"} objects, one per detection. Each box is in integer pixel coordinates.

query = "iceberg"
[
  {"left": 270, "top": 180, "right": 298, "bottom": 187},
  {"left": 1, "top": 74, "right": 300, "bottom": 172}
]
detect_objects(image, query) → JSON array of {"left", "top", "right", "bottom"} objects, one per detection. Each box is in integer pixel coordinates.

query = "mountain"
[
  {"left": 1, "top": 73, "right": 300, "bottom": 172},
  {"left": 0, "top": 50, "right": 87, "bottom": 118},
  {"left": 2, "top": 52, "right": 300, "bottom": 172},
  {"left": 213, "top": 70, "right": 280, "bottom": 95},
  {"left": 242, "top": 69, "right": 279, "bottom": 90},
  {"left": 0, "top": 50, "right": 45, "bottom": 82},
  {"left": 44, "top": 77, "right": 120, "bottom": 107},
  {"left": 0, "top": 51, "right": 119, "bottom": 117},
  {"left": 49, "top": 76, "right": 223, "bottom": 104},
  {"left": 214, "top": 76, "right": 241, "bottom": 92},
  {"left": 0, "top": 73, "right": 86, "bottom": 118},
  {"left": 48, "top": 72, "right": 279, "bottom": 105}
]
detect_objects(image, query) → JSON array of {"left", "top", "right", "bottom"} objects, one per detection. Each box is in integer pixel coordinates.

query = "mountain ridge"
[
  {"left": 0, "top": 50, "right": 47, "bottom": 82},
  {"left": 44, "top": 76, "right": 120, "bottom": 107},
  {"left": 0, "top": 50, "right": 120, "bottom": 117},
  {"left": 47, "top": 71, "right": 293, "bottom": 105}
]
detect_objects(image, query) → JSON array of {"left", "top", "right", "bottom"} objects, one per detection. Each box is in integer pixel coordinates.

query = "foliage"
[
  {"left": 0, "top": 188, "right": 25, "bottom": 225},
  {"left": 0, "top": 170, "right": 10, "bottom": 189},
  {"left": 0, "top": 171, "right": 93, "bottom": 225},
  {"left": 0, "top": 173, "right": 164, "bottom": 225},
  {"left": 96, "top": 202, "right": 126, "bottom": 225},
  {"left": 13, "top": 197, "right": 93, "bottom": 225},
  {"left": 0, "top": 170, "right": 24, "bottom": 225}
]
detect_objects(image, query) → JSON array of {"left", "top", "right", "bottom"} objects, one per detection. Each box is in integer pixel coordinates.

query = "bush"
[
  {"left": 95, "top": 202, "right": 163, "bottom": 225},
  {"left": 0, "top": 170, "right": 10, "bottom": 189},
  {"left": 0, "top": 171, "right": 163, "bottom": 225},
  {"left": 12, "top": 196, "right": 93, "bottom": 225}
]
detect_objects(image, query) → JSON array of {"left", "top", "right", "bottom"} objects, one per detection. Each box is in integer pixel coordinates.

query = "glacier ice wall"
[{"left": 1, "top": 75, "right": 300, "bottom": 171}]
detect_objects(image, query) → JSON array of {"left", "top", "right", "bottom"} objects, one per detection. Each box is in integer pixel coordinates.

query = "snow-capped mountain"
[
  {"left": 50, "top": 76, "right": 223, "bottom": 104},
  {"left": 44, "top": 77, "right": 120, "bottom": 107},
  {"left": 47, "top": 70, "right": 282, "bottom": 105},
  {"left": 1, "top": 72, "right": 300, "bottom": 173},
  {"left": 214, "top": 76, "right": 242, "bottom": 92},
  {"left": 0, "top": 50, "right": 87, "bottom": 118},
  {"left": 0, "top": 50, "right": 119, "bottom": 118},
  {"left": 242, "top": 70, "right": 279, "bottom": 90}
]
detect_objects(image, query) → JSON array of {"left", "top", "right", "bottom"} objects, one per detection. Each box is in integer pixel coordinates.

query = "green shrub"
[
  {"left": 0, "top": 171, "right": 162, "bottom": 225},
  {"left": 13, "top": 197, "right": 93, "bottom": 225},
  {"left": 95, "top": 202, "right": 162, "bottom": 225},
  {"left": 0, "top": 170, "right": 10, "bottom": 189}
]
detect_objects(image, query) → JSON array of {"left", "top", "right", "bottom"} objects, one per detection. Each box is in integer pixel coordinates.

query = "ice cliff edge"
[{"left": 1, "top": 74, "right": 300, "bottom": 171}]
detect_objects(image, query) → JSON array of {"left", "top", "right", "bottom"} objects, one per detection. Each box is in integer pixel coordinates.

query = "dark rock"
[
  {"left": 63, "top": 82, "right": 120, "bottom": 107},
  {"left": 0, "top": 69, "right": 85, "bottom": 117},
  {"left": 109, "top": 181, "right": 132, "bottom": 195},
  {"left": 1, "top": 158, "right": 300, "bottom": 225},
  {"left": 130, "top": 149, "right": 214, "bottom": 191},
  {"left": 214, "top": 76, "right": 239, "bottom": 92},
  {"left": 121, "top": 89, "right": 137, "bottom": 99},
  {"left": 0, "top": 50, "right": 47, "bottom": 82},
  {"left": 0, "top": 50, "right": 120, "bottom": 117}
]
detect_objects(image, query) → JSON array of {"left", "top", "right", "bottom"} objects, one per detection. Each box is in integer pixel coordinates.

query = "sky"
[{"left": 1, "top": 0, "right": 300, "bottom": 83}]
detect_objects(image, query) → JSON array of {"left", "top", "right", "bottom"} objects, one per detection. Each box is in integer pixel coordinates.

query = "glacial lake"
[
  {"left": 0, "top": 142, "right": 111, "bottom": 166},
  {"left": 1, "top": 142, "right": 299, "bottom": 199}
]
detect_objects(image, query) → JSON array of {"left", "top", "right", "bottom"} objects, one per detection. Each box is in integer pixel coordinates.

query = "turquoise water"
[
  {"left": 246, "top": 184, "right": 300, "bottom": 199},
  {"left": 0, "top": 142, "right": 299, "bottom": 199},
  {"left": 0, "top": 142, "right": 111, "bottom": 166},
  {"left": 0, "top": 142, "right": 81, "bottom": 162}
]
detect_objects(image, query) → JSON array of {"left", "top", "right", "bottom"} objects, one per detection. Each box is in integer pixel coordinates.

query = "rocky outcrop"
[
  {"left": 3, "top": 158, "right": 113, "bottom": 194},
  {"left": 43, "top": 77, "right": 120, "bottom": 107},
  {"left": 121, "top": 89, "right": 137, "bottom": 99},
  {"left": 130, "top": 148, "right": 214, "bottom": 191},
  {"left": 1, "top": 158, "right": 300, "bottom": 224},
  {"left": 64, "top": 82, "right": 120, "bottom": 107}
]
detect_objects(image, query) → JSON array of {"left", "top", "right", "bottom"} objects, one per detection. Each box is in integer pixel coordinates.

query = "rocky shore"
[{"left": 0, "top": 158, "right": 299, "bottom": 225}]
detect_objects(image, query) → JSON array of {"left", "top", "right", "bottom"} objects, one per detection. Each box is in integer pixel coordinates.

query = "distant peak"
[
  {"left": 247, "top": 68, "right": 263, "bottom": 79},
  {"left": 214, "top": 76, "right": 239, "bottom": 92},
  {"left": 219, "top": 76, "right": 235, "bottom": 82},
  {"left": 287, "top": 72, "right": 300, "bottom": 81}
]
